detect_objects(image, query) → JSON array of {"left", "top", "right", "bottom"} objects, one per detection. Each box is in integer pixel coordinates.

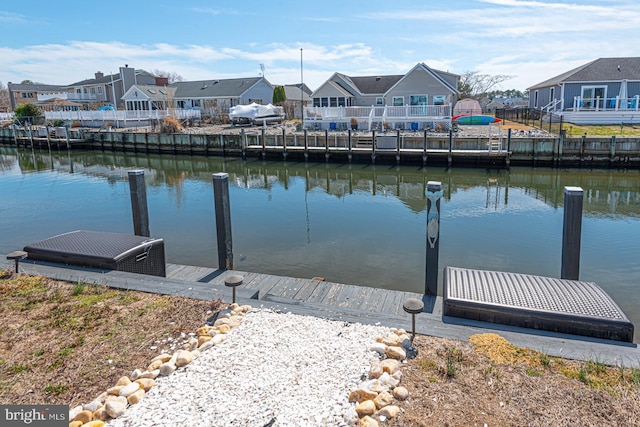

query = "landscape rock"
[
  {"left": 377, "top": 405, "right": 400, "bottom": 419},
  {"left": 73, "top": 410, "right": 93, "bottom": 424},
  {"left": 130, "top": 368, "right": 142, "bottom": 380},
  {"left": 211, "top": 334, "right": 226, "bottom": 345},
  {"left": 83, "top": 400, "right": 102, "bottom": 412},
  {"left": 386, "top": 346, "right": 406, "bottom": 360},
  {"left": 359, "top": 415, "right": 380, "bottom": 427},
  {"left": 349, "top": 388, "right": 378, "bottom": 403},
  {"left": 82, "top": 421, "right": 106, "bottom": 427},
  {"left": 369, "top": 362, "right": 383, "bottom": 379},
  {"left": 356, "top": 400, "right": 377, "bottom": 417},
  {"left": 216, "top": 324, "right": 231, "bottom": 334},
  {"left": 105, "top": 396, "right": 128, "bottom": 419},
  {"left": 106, "top": 385, "right": 125, "bottom": 396},
  {"left": 69, "top": 405, "right": 83, "bottom": 421},
  {"left": 119, "top": 382, "right": 141, "bottom": 397},
  {"left": 68, "top": 421, "right": 83, "bottom": 427},
  {"left": 135, "top": 378, "right": 156, "bottom": 392},
  {"left": 175, "top": 350, "right": 193, "bottom": 367},
  {"left": 147, "top": 359, "right": 162, "bottom": 371},
  {"left": 150, "top": 353, "right": 172, "bottom": 364},
  {"left": 93, "top": 406, "right": 108, "bottom": 421},
  {"left": 127, "top": 389, "right": 145, "bottom": 405},
  {"left": 369, "top": 342, "right": 387, "bottom": 355},
  {"left": 115, "top": 376, "right": 131, "bottom": 386},
  {"left": 159, "top": 362, "right": 176, "bottom": 376},
  {"left": 199, "top": 340, "right": 214, "bottom": 351},
  {"left": 380, "top": 358, "right": 400, "bottom": 374},
  {"left": 392, "top": 386, "right": 409, "bottom": 400},
  {"left": 198, "top": 335, "right": 213, "bottom": 347},
  {"left": 374, "top": 391, "right": 394, "bottom": 409},
  {"left": 138, "top": 369, "right": 159, "bottom": 379},
  {"left": 378, "top": 372, "right": 400, "bottom": 388}
]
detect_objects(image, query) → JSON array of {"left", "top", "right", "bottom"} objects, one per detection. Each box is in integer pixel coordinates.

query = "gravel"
[{"left": 107, "top": 309, "right": 391, "bottom": 427}]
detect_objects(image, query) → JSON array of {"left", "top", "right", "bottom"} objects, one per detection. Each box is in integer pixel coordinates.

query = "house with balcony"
[
  {"left": 66, "top": 65, "right": 156, "bottom": 109},
  {"left": 167, "top": 77, "right": 274, "bottom": 119},
  {"left": 7, "top": 83, "right": 70, "bottom": 110},
  {"left": 307, "top": 63, "right": 459, "bottom": 131},
  {"left": 528, "top": 57, "right": 640, "bottom": 124}
]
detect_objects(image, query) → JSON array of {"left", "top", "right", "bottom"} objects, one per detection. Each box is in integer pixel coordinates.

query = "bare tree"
[
  {"left": 151, "top": 69, "right": 185, "bottom": 84},
  {"left": 0, "top": 81, "right": 10, "bottom": 112},
  {"left": 458, "top": 71, "right": 514, "bottom": 100}
]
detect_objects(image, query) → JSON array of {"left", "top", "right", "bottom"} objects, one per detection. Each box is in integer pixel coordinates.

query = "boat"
[
  {"left": 229, "top": 103, "right": 285, "bottom": 126},
  {"left": 453, "top": 115, "right": 501, "bottom": 125}
]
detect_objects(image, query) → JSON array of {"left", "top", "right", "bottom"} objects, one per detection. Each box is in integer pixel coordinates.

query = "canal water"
[{"left": 2, "top": 147, "right": 639, "bottom": 340}]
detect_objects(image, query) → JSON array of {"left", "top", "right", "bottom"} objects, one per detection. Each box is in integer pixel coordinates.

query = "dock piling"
[
  {"left": 561, "top": 186, "right": 583, "bottom": 280},
  {"left": 425, "top": 181, "right": 443, "bottom": 295},
  {"left": 213, "top": 172, "right": 234, "bottom": 270},
  {"left": 128, "top": 170, "right": 150, "bottom": 237}
]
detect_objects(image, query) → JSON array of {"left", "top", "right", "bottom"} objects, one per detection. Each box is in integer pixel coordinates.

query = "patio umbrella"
[{"left": 619, "top": 80, "right": 628, "bottom": 109}]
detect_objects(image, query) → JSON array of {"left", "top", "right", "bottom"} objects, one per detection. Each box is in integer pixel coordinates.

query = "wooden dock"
[{"left": 3, "top": 258, "right": 639, "bottom": 367}]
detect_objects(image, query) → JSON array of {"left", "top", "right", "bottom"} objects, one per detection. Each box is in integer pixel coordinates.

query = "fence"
[{"left": 496, "top": 107, "right": 563, "bottom": 135}]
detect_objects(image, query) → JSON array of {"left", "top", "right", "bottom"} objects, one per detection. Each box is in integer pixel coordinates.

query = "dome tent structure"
[{"left": 453, "top": 98, "right": 482, "bottom": 116}]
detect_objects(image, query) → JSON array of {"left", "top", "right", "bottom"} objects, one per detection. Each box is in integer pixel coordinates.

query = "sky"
[{"left": 1, "top": 0, "right": 638, "bottom": 93}]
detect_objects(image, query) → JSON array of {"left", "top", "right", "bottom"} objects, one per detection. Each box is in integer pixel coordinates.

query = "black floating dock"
[
  {"left": 23, "top": 230, "right": 166, "bottom": 277},
  {"left": 443, "top": 266, "right": 634, "bottom": 342}
]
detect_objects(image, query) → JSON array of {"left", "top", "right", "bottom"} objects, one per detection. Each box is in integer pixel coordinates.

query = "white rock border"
[
  {"left": 67, "top": 303, "right": 251, "bottom": 427},
  {"left": 67, "top": 304, "right": 411, "bottom": 427}
]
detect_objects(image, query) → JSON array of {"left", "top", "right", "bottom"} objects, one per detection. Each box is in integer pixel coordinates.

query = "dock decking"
[{"left": 2, "top": 258, "right": 638, "bottom": 367}]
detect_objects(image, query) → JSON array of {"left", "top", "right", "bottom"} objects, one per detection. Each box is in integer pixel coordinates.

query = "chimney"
[
  {"left": 95, "top": 71, "right": 104, "bottom": 79},
  {"left": 155, "top": 76, "right": 169, "bottom": 86}
]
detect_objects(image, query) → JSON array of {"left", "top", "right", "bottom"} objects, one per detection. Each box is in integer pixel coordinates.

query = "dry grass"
[
  {"left": 2, "top": 271, "right": 640, "bottom": 426},
  {"left": 0, "top": 271, "right": 223, "bottom": 407},
  {"left": 160, "top": 117, "right": 183, "bottom": 133}
]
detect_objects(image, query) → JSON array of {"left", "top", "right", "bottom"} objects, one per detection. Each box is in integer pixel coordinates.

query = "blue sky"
[{"left": 1, "top": 0, "right": 638, "bottom": 92}]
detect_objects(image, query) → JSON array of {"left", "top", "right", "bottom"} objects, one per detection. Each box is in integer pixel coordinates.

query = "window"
[
  {"left": 90, "top": 87, "right": 96, "bottom": 94},
  {"left": 392, "top": 96, "right": 404, "bottom": 106},
  {"left": 159, "top": 89, "right": 166, "bottom": 95},
  {"left": 338, "top": 97, "right": 346, "bottom": 107},
  {"left": 148, "top": 89, "right": 156, "bottom": 94},
  {"left": 534, "top": 90, "right": 539, "bottom": 108},
  {"left": 313, "top": 98, "right": 320, "bottom": 107},
  {"left": 21, "top": 92, "right": 34, "bottom": 98},
  {"left": 433, "top": 95, "right": 446, "bottom": 105},
  {"left": 581, "top": 85, "right": 606, "bottom": 109},
  {"left": 97, "top": 86, "right": 103, "bottom": 94},
  {"left": 410, "top": 95, "right": 427, "bottom": 106},
  {"left": 321, "top": 98, "right": 329, "bottom": 107},
  {"left": 376, "top": 97, "right": 384, "bottom": 105}
]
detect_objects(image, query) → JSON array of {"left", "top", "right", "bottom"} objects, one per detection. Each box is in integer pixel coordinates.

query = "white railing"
[
  {"left": 0, "top": 112, "right": 15, "bottom": 121},
  {"left": 542, "top": 99, "right": 562, "bottom": 113},
  {"left": 305, "top": 104, "right": 452, "bottom": 121},
  {"left": 44, "top": 109, "right": 201, "bottom": 122},
  {"left": 571, "top": 96, "right": 640, "bottom": 112},
  {"left": 37, "top": 93, "right": 71, "bottom": 101}
]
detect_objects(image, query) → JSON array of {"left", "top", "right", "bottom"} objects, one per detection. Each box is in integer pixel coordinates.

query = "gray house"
[
  {"left": 528, "top": 57, "right": 640, "bottom": 124},
  {"left": 307, "top": 63, "right": 459, "bottom": 130},
  {"left": 67, "top": 66, "right": 156, "bottom": 108},
  {"left": 311, "top": 63, "right": 458, "bottom": 108},
  {"left": 169, "top": 77, "right": 274, "bottom": 118}
]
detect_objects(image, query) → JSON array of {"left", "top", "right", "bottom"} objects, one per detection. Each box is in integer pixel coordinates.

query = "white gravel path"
[{"left": 107, "top": 309, "right": 391, "bottom": 427}]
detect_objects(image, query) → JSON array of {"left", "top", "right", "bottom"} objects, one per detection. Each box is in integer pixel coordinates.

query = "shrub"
[{"left": 160, "top": 117, "right": 183, "bottom": 133}]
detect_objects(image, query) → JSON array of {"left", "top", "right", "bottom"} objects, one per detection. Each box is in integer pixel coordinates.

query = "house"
[
  {"left": 66, "top": 66, "right": 156, "bottom": 109},
  {"left": 527, "top": 57, "right": 640, "bottom": 124},
  {"left": 283, "top": 84, "right": 312, "bottom": 119},
  {"left": 167, "top": 77, "right": 274, "bottom": 118},
  {"left": 7, "top": 83, "right": 69, "bottom": 110},
  {"left": 307, "top": 63, "right": 459, "bottom": 130},
  {"left": 121, "top": 85, "right": 177, "bottom": 112}
]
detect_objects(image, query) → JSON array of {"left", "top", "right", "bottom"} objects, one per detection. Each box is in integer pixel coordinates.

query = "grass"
[{"left": 564, "top": 123, "right": 640, "bottom": 137}]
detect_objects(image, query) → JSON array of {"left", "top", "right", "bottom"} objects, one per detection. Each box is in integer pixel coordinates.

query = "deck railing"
[
  {"left": 305, "top": 104, "right": 452, "bottom": 121},
  {"left": 571, "top": 96, "right": 640, "bottom": 112}
]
